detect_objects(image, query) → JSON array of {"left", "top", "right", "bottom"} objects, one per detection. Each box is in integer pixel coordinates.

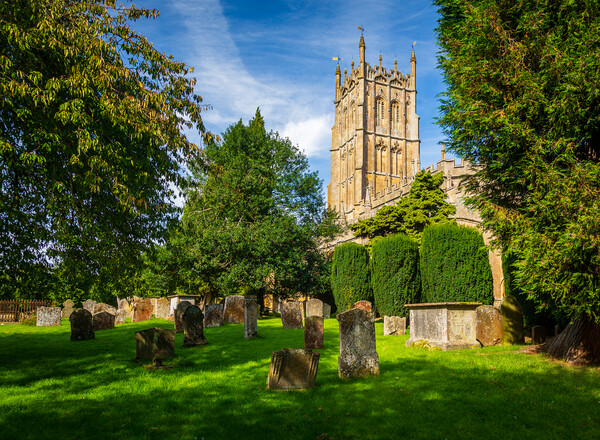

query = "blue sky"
[{"left": 135, "top": 0, "right": 449, "bottom": 200}]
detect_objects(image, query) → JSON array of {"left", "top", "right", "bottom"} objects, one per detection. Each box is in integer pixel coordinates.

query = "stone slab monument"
[
  {"left": 70, "top": 309, "right": 95, "bottom": 341},
  {"left": 267, "top": 348, "right": 320, "bottom": 390},
  {"left": 135, "top": 328, "right": 175, "bottom": 360},
  {"left": 305, "top": 299, "right": 324, "bottom": 318},
  {"left": 94, "top": 303, "right": 117, "bottom": 316},
  {"left": 281, "top": 301, "right": 304, "bottom": 329},
  {"left": 204, "top": 304, "right": 224, "bottom": 328},
  {"left": 36, "top": 307, "right": 62, "bottom": 326},
  {"left": 223, "top": 295, "right": 245, "bottom": 324},
  {"left": 155, "top": 297, "right": 170, "bottom": 319},
  {"left": 323, "top": 303, "right": 331, "bottom": 319},
  {"left": 62, "top": 300, "right": 75, "bottom": 319},
  {"left": 117, "top": 298, "right": 132, "bottom": 319},
  {"left": 174, "top": 300, "right": 192, "bottom": 333},
  {"left": 115, "top": 308, "right": 127, "bottom": 325},
  {"left": 353, "top": 300, "right": 373, "bottom": 312},
  {"left": 182, "top": 305, "right": 208, "bottom": 347},
  {"left": 476, "top": 305, "right": 502, "bottom": 346},
  {"left": 82, "top": 299, "right": 97, "bottom": 314},
  {"left": 93, "top": 311, "right": 115, "bottom": 331},
  {"left": 304, "top": 316, "right": 324, "bottom": 349},
  {"left": 500, "top": 295, "right": 525, "bottom": 345},
  {"left": 132, "top": 298, "right": 154, "bottom": 323},
  {"left": 383, "top": 316, "right": 406, "bottom": 336},
  {"left": 337, "top": 308, "right": 379, "bottom": 378},
  {"left": 531, "top": 325, "right": 547, "bottom": 345},
  {"left": 244, "top": 297, "right": 258, "bottom": 339}
]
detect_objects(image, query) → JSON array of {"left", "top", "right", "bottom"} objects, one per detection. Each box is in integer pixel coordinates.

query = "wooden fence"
[{"left": 0, "top": 299, "right": 53, "bottom": 323}]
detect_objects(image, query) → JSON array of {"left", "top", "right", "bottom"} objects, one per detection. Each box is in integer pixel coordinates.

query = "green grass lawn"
[{"left": 0, "top": 316, "right": 598, "bottom": 440}]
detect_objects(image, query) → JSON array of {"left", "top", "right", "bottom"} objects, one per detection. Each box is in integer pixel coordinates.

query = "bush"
[
  {"left": 20, "top": 313, "right": 37, "bottom": 326},
  {"left": 420, "top": 223, "right": 493, "bottom": 304},
  {"left": 330, "top": 242, "right": 372, "bottom": 312},
  {"left": 371, "top": 234, "right": 421, "bottom": 317}
]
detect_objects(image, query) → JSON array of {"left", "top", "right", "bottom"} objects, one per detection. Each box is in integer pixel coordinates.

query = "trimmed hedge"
[
  {"left": 371, "top": 234, "right": 421, "bottom": 317},
  {"left": 330, "top": 242, "right": 372, "bottom": 312},
  {"left": 420, "top": 223, "right": 493, "bottom": 304}
]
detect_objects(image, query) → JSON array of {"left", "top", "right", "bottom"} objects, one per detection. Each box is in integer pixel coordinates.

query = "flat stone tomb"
[
  {"left": 305, "top": 299, "right": 324, "bottom": 318},
  {"left": 383, "top": 316, "right": 406, "bottom": 336},
  {"left": 93, "top": 311, "right": 115, "bottom": 331},
  {"left": 182, "top": 305, "right": 208, "bottom": 347},
  {"left": 204, "top": 304, "right": 224, "bottom": 328},
  {"left": 70, "top": 309, "right": 95, "bottom": 341},
  {"left": 281, "top": 301, "right": 303, "bottom": 329},
  {"left": 174, "top": 300, "right": 192, "bottom": 333},
  {"left": 62, "top": 300, "right": 75, "bottom": 319},
  {"left": 223, "top": 295, "right": 245, "bottom": 324},
  {"left": 475, "top": 305, "right": 502, "bottom": 346},
  {"left": 36, "top": 306, "right": 62, "bottom": 327},
  {"left": 244, "top": 297, "right": 258, "bottom": 339},
  {"left": 304, "top": 316, "right": 324, "bottom": 349},
  {"left": 405, "top": 302, "right": 482, "bottom": 350},
  {"left": 337, "top": 308, "right": 379, "bottom": 378},
  {"left": 135, "top": 327, "right": 175, "bottom": 360},
  {"left": 267, "top": 348, "right": 320, "bottom": 390}
]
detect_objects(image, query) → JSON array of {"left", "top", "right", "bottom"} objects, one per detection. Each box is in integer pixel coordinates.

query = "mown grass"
[{"left": 0, "top": 317, "right": 598, "bottom": 440}]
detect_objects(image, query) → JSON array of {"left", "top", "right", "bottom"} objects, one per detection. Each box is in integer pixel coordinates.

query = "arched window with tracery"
[{"left": 392, "top": 101, "right": 400, "bottom": 130}]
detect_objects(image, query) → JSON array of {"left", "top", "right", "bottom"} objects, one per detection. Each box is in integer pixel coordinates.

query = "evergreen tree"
[{"left": 330, "top": 242, "right": 372, "bottom": 312}]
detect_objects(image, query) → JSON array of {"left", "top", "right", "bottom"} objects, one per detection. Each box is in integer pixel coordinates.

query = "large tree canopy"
[{"left": 0, "top": 1, "right": 210, "bottom": 298}]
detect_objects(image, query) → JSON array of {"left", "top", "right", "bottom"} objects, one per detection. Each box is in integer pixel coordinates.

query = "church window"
[{"left": 392, "top": 101, "right": 400, "bottom": 129}]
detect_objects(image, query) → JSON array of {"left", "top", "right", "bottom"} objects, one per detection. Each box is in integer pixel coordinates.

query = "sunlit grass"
[{"left": 0, "top": 316, "right": 598, "bottom": 440}]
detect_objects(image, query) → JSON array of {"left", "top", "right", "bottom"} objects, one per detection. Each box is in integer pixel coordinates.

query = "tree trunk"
[{"left": 544, "top": 315, "right": 600, "bottom": 365}]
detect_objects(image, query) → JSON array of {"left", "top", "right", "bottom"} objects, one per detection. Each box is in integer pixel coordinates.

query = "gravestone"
[
  {"left": 182, "top": 305, "right": 208, "bottom": 347},
  {"left": 36, "top": 307, "right": 62, "bottom": 326},
  {"left": 476, "top": 305, "right": 502, "bottom": 346},
  {"left": 94, "top": 303, "right": 117, "bottom": 316},
  {"left": 135, "top": 328, "right": 175, "bottom": 360},
  {"left": 69, "top": 309, "right": 95, "bottom": 341},
  {"left": 500, "top": 295, "right": 524, "bottom": 345},
  {"left": 305, "top": 299, "right": 324, "bottom": 318},
  {"left": 383, "top": 316, "right": 406, "bottom": 336},
  {"left": 281, "top": 301, "right": 304, "bottom": 329},
  {"left": 118, "top": 298, "right": 132, "bottom": 319},
  {"left": 304, "top": 316, "right": 324, "bottom": 349},
  {"left": 155, "top": 297, "right": 170, "bottom": 319},
  {"left": 174, "top": 300, "right": 192, "bottom": 333},
  {"left": 115, "top": 308, "right": 127, "bottom": 325},
  {"left": 93, "top": 311, "right": 115, "bottom": 331},
  {"left": 353, "top": 300, "right": 373, "bottom": 312},
  {"left": 132, "top": 298, "right": 154, "bottom": 323},
  {"left": 82, "top": 299, "right": 97, "bottom": 314},
  {"left": 337, "top": 308, "right": 379, "bottom": 378},
  {"left": 62, "top": 299, "right": 75, "bottom": 319},
  {"left": 267, "top": 348, "right": 320, "bottom": 390},
  {"left": 204, "top": 304, "right": 224, "bottom": 328},
  {"left": 223, "top": 295, "right": 245, "bottom": 324},
  {"left": 244, "top": 297, "right": 258, "bottom": 339},
  {"left": 323, "top": 303, "right": 331, "bottom": 319},
  {"left": 532, "top": 325, "right": 547, "bottom": 345}
]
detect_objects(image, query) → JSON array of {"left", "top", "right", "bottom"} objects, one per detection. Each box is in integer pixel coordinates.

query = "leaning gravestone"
[
  {"left": 204, "top": 304, "right": 224, "bottom": 328},
  {"left": 500, "top": 295, "right": 524, "bottom": 345},
  {"left": 132, "top": 298, "right": 154, "bottom": 323},
  {"left": 93, "top": 311, "right": 115, "bottom": 331},
  {"left": 174, "top": 300, "right": 192, "bottom": 333},
  {"left": 62, "top": 300, "right": 75, "bottom": 319},
  {"left": 155, "top": 297, "right": 170, "bottom": 319},
  {"left": 37, "top": 307, "right": 62, "bottom": 326},
  {"left": 304, "top": 316, "right": 324, "bottom": 349},
  {"left": 135, "top": 328, "right": 175, "bottom": 360},
  {"left": 476, "top": 305, "right": 502, "bottom": 346},
  {"left": 223, "top": 295, "right": 245, "bottom": 324},
  {"left": 305, "top": 299, "right": 324, "bottom": 318},
  {"left": 70, "top": 309, "right": 95, "bottom": 341},
  {"left": 267, "top": 348, "right": 320, "bottom": 390},
  {"left": 281, "top": 301, "right": 304, "bottom": 329},
  {"left": 182, "top": 305, "right": 208, "bottom": 347},
  {"left": 323, "top": 303, "right": 331, "bottom": 319},
  {"left": 244, "top": 297, "right": 258, "bottom": 339},
  {"left": 383, "top": 316, "right": 406, "bottom": 336},
  {"left": 82, "top": 299, "right": 97, "bottom": 314},
  {"left": 532, "top": 325, "right": 547, "bottom": 345},
  {"left": 94, "top": 303, "right": 117, "bottom": 316},
  {"left": 337, "top": 308, "right": 379, "bottom": 378},
  {"left": 353, "top": 300, "right": 373, "bottom": 312},
  {"left": 115, "top": 308, "right": 127, "bottom": 325}
]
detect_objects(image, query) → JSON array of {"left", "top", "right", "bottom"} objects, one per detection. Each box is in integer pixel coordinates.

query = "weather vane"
[
  {"left": 357, "top": 25, "right": 366, "bottom": 35},
  {"left": 332, "top": 56, "right": 343, "bottom": 64}
]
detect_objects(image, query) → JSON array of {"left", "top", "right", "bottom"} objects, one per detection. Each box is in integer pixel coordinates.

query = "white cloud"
[{"left": 279, "top": 115, "right": 333, "bottom": 159}]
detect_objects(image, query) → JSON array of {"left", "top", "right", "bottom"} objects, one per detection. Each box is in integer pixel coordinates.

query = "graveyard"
[{"left": 1, "top": 316, "right": 599, "bottom": 440}]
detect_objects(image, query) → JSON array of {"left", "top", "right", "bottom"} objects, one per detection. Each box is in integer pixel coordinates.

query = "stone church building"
[{"left": 326, "top": 36, "right": 504, "bottom": 306}]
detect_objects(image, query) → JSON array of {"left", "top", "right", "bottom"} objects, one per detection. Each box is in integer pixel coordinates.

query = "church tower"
[{"left": 327, "top": 36, "right": 420, "bottom": 222}]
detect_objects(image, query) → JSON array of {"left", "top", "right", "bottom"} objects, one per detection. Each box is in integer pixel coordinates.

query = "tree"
[
  {"left": 350, "top": 170, "right": 456, "bottom": 242},
  {"left": 436, "top": 0, "right": 600, "bottom": 362},
  {"left": 330, "top": 242, "right": 372, "bottom": 313},
  {"left": 175, "top": 110, "right": 339, "bottom": 302},
  {"left": 0, "top": 1, "right": 210, "bottom": 299}
]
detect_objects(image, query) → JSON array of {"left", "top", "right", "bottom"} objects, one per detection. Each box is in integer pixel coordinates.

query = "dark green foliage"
[
  {"left": 330, "top": 242, "right": 372, "bottom": 312},
  {"left": 371, "top": 234, "right": 421, "bottom": 317},
  {"left": 420, "top": 223, "right": 492, "bottom": 304}
]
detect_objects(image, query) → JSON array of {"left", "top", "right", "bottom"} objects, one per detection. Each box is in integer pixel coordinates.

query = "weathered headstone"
[
  {"left": 82, "top": 299, "right": 97, "bottom": 314},
  {"left": 115, "top": 308, "right": 127, "bottom": 325},
  {"left": 500, "top": 295, "right": 525, "bottom": 345},
  {"left": 94, "top": 302, "right": 117, "bottom": 316},
  {"left": 353, "top": 300, "right": 373, "bottom": 312},
  {"left": 223, "top": 295, "right": 245, "bottom": 324},
  {"left": 62, "top": 299, "right": 75, "bottom": 319},
  {"left": 69, "top": 309, "right": 95, "bottom": 341},
  {"left": 135, "top": 328, "right": 175, "bottom": 360},
  {"left": 93, "top": 311, "right": 115, "bottom": 331},
  {"left": 155, "top": 297, "right": 170, "bottom": 319},
  {"left": 531, "top": 325, "right": 547, "bottom": 345},
  {"left": 305, "top": 299, "right": 324, "bottom": 318},
  {"left": 182, "top": 305, "right": 208, "bottom": 347},
  {"left": 132, "top": 298, "right": 154, "bottom": 323},
  {"left": 118, "top": 298, "right": 132, "bottom": 319},
  {"left": 204, "top": 304, "right": 224, "bottom": 328},
  {"left": 36, "top": 306, "right": 62, "bottom": 326},
  {"left": 337, "top": 308, "right": 379, "bottom": 378},
  {"left": 323, "top": 303, "right": 331, "bottom": 319},
  {"left": 304, "top": 316, "right": 324, "bottom": 349},
  {"left": 281, "top": 301, "right": 304, "bottom": 329},
  {"left": 267, "top": 348, "right": 320, "bottom": 390},
  {"left": 383, "top": 316, "right": 406, "bottom": 336},
  {"left": 476, "top": 305, "right": 502, "bottom": 346},
  {"left": 174, "top": 300, "right": 192, "bottom": 333},
  {"left": 244, "top": 297, "right": 258, "bottom": 339}
]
